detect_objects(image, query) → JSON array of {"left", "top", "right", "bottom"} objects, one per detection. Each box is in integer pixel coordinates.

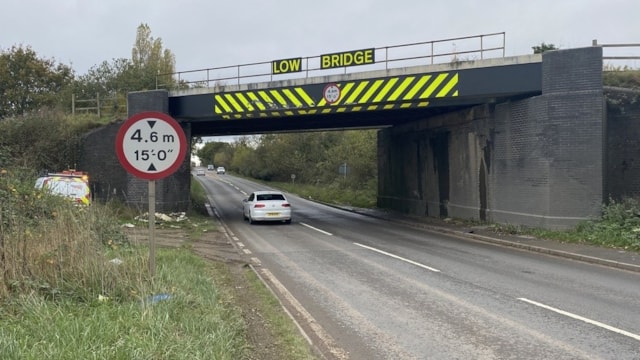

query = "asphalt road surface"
[{"left": 196, "top": 172, "right": 640, "bottom": 360}]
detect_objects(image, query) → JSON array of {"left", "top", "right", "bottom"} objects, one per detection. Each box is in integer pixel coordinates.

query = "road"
[{"left": 196, "top": 172, "right": 640, "bottom": 360}]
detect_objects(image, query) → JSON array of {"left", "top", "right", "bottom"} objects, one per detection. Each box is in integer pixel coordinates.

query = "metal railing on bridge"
[
  {"left": 156, "top": 32, "right": 506, "bottom": 90},
  {"left": 592, "top": 40, "right": 640, "bottom": 71}
]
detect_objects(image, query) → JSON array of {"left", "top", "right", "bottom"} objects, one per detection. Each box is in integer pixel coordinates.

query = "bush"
[
  {"left": 0, "top": 168, "right": 132, "bottom": 301},
  {"left": 573, "top": 198, "right": 640, "bottom": 250}
]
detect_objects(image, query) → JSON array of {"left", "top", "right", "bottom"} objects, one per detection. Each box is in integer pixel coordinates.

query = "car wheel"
[
  {"left": 248, "top": 215, "right": 254, "bottom": 225},
  {"left": 285, "top": 219, "right": 291, "bottom": 224}
]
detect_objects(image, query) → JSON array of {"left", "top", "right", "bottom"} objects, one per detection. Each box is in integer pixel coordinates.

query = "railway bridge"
[{"left": 81, "top": 35, "right": 624, "bottom": 229}]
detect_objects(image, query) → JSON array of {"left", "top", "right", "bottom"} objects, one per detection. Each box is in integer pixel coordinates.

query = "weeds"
[
  {"left": 0, "top": 169, "right": 249, "bottom": 359},
  {"left": 487, "top": 197, "right": 640, "bottom": 252}
]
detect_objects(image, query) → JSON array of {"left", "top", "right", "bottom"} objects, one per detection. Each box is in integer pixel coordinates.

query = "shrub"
[{"left": 0, "top": 169, "right": 132, "bottom": 301}]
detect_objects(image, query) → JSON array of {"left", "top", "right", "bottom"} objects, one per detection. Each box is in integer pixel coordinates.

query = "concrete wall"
[
  {"left": 78, "top": 90, "right": 192, "bottom": 212},
  {"left": 378, "top": 47, "right": 605, "bottom": 229},
  {"left": 605, "top": 88, "right": 640, "bottom": 200}
]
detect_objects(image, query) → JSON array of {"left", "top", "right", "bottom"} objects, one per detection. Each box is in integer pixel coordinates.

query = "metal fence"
[
  {"left": 593, "top": 39, "right": 640, "bottom": 70},
  {"left": 156, "top": 32, "right": 506, "bottom": 90}
]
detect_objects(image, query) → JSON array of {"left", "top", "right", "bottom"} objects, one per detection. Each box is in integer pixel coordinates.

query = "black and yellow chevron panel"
[{"left": 214, "top": 72, "right": 458, "bottom": 119}]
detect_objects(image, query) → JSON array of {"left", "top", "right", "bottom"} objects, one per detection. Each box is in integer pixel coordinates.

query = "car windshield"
[{"left": 256, "top": 194, "right": 285, "bottom": 201}]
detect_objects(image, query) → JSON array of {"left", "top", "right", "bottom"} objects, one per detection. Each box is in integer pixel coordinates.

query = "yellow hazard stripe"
[
  {"left": 282, "top": 89, "right": 303, "bottom": 108},
  {"left": 295, "top": 87, "right": 315, "bottom": 106},
  {"left": 404, "top": 75, "right": 431, "bottom": 100},
  {"left": 213, "top": 72, "right": 457, "bottom": 117},
  {"left": 360, "top": 79, "right": 385, "bottom": 103},
  {"left": 345, "top": 81, "right": 369, "bottom": 104},
  {"left": 420, "top": 73, "right": 448, "bottom": 99},
  {"left": 235, "top": 93, "right": 254, "bottom": 112},
  {"left": 373, "top": 78, "right": 398, "bottom": 102},
  {"left": 436, "top": 73, "right": 458, "bottom": 97},
  {"left": 388, "top": 76, "right": 415, "bottom": 101},
  {"left": 268, "top": 90, "right": 287, "bottom": 107},
  {"left": 215, "top": 95, "right": 233, "bottom": 113},
  {"left": 224, "top": 94, "right": 243, "bottom": 112},
  {"left": 246, "top": 92, "right": 265, "bottom": 110}
]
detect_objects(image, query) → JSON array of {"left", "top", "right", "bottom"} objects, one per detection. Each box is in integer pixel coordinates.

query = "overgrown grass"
[
  {"left": 0, "top": 171, "right": 246, "bottom": 358},
  {"left": 0, "top": 170, "right": 318, "bottom": 359},
  {"left": 0, "top": 249, "right": 247, "bottom": 359},
  {"left": 603, "top": 68, "right": 640, "bottom": 89},
  {"left": 486, "top": 198, "right": 640, "bottom": 252}
]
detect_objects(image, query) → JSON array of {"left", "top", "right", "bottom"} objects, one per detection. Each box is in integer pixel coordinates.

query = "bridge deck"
[{"left": 169, "top": 55, "right": 542, "bottom": 136}]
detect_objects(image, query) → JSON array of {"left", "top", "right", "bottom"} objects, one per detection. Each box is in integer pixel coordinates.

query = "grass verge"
[{"left": 0, "top": 248, "right": 247, "bottom": 359}]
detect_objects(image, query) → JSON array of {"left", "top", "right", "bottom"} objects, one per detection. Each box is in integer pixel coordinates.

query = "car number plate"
[{"left": 267, "top": 212, "right": 279, "bottom": 216}]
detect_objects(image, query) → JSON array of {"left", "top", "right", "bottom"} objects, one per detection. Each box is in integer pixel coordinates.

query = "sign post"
[{"left": 116, "top": 111, "right": 187, "bottom": 276}]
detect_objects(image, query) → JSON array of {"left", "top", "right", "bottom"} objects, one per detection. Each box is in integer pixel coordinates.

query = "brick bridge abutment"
[{"left": 378, "top": 47, "right": 605, "bottom": 229}]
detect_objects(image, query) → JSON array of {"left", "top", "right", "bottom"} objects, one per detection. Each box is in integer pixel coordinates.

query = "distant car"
[
  {"left": 216, "top": 166, "right": 226, "bottom": 174},
  {"left": 242, "top": 191, "right": 292, "bottom": 224},
  {"left": 207, "top": 164, "right": 214, "bottom": 171},
  {"left": 196, "top": 169, "right": 205, "bottom": 176}
]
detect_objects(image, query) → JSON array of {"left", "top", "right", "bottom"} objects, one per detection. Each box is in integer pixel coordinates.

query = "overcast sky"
[
  {"left": 3, "top": 1, "right": 638, "bottom": 143},
  {"left": 3, "top": 0, "right": 639, "bottom": 76}
]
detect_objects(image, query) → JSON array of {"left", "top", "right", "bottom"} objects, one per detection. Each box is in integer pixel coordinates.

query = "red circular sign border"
[
  {"left": 323, "top": 83, "right": 341, "bottom": 104},
  {"left": 115, "top": 111, "right": 187, "bottom": 180}
]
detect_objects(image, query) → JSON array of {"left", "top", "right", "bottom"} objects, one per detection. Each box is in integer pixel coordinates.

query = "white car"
[
  {"left": 216, "top": 166, "right": 226, "bottom": 174},
  {"left": 242, "top": 191, "right": 292, "bottom": 224}
]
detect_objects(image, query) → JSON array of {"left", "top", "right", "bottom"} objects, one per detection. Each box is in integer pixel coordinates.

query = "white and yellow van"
[{"left": 35, "top": 170, "right": 91, "bottom": 206}]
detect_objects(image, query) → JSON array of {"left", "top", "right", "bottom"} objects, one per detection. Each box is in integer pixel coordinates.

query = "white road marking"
[
  {"left": 250, "top": 257, "right": 262, "bottom": 266},
  {"left": 236, "top": 242, "right": 245, "bottom": 248},
  {"left": 518, "top": 297, "right": 640, "bottom": 342},
  {"left": 256, "top": 267, "right": 349, "bottom": 359},
  {"left": 354, "top": 242, "right": 441, "bottom": 273},
  {"left": 242, "top": 249, "right": 252, "bottom": 255},
  {"left": 300, "top": 222, "right": 333, "bottom": 236}
]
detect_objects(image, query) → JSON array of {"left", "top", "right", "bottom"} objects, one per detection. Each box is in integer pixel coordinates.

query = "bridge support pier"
[
  {"left": 378, "top": 46, "right": 604, "bottom": 230},
  {"left": 123, "top": 90, "right": 192, "bottom": 213},
  {"left": 79, "top": 90, "right": 192, "bottom": 213}
]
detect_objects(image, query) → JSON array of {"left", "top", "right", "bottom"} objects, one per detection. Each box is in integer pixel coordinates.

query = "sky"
[
  {"left": 3, "top": 0, "right": 639, "bottom": 75},
  {"left": 2, "top": 0, "right": 639, "bottom": 141}
]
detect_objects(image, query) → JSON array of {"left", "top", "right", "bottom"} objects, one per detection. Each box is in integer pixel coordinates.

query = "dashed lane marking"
[
  {"left": 300, "top": 222, "right": 333, "bottom": 236},
  {"left": 354, "top": 242, "right": 441, "bottom": 273},
  {"left": 518, "top": 298, "right": 640, "bottom": 342}
]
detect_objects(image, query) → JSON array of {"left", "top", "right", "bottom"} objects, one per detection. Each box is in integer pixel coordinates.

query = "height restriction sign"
[{"left": 115, "top": 111, "right": 187, "bottom": 180}]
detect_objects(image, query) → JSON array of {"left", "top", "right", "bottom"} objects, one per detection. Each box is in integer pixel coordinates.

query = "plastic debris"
[
  {"left": 134, "top": 212, "right": 189, "bottom": 223},
  {"left": 144, "top": 293, "right": 172, "bottom": 304}
]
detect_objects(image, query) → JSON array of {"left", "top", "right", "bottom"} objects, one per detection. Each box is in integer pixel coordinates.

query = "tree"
[
  {"left": 130, "top": 23, "right": 176, "bottom": 90},
  {"left": 532, "top": 43, "right": 558, "bottom": 54},
  {"left": 196, "top": 141, "right": 231, "bottom": 166},
  {"left": 0, "top": 45, "right": 74, "bottom": 119},
  {"left": 74, "top": 58, "right": 132, "bottom": 98},
  {"left": 72, "top": 23, "right": 177, "bottom": 101}
]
